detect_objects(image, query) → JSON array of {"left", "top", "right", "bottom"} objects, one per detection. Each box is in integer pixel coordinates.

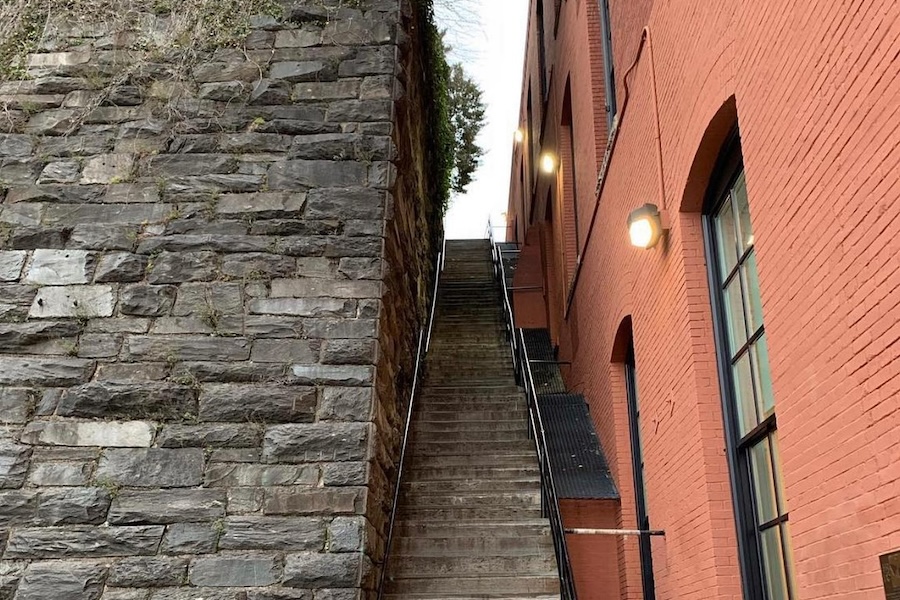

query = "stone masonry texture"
[{"left": 0, "top": 1, "right": 441, "bottom": 598}]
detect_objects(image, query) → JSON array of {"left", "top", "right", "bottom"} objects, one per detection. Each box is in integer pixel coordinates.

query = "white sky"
[{"left": 436, "top": 0, "right": 529, "bottom": 240}]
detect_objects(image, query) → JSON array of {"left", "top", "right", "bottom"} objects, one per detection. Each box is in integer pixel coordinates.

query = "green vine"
[{"left": 419, "top": 0, "right": 454, "bottom": 216}]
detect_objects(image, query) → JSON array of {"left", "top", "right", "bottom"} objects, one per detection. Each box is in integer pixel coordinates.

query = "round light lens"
[
  {"left": 514, "top": 129, "right": 524, "bottom": 143},
  {"left": 629, "top": 219, "right": 655, "bottom": 248},
  {"left": 540, "top": 153, "right": 556, "bottom": 174}
]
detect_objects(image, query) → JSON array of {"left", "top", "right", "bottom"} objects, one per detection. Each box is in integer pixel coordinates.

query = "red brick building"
[{"left": 505, "top": 0, "right": 900, "bottom": 598}]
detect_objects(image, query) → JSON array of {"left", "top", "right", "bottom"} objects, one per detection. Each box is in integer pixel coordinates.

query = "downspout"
[{"left": 566, "top": 26, "right": 667, "bottom": 314}]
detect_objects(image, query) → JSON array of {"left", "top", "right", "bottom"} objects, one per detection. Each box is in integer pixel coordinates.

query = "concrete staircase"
[{"left": 384, "top": 239, "right": 560, "bottom": 600}]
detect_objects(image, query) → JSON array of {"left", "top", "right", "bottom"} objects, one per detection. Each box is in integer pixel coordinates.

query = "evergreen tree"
[{"left": 447, "top": 62, "right": 486, "bottom": 195}]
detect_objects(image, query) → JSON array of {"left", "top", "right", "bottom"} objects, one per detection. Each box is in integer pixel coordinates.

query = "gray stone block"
[
  {"left": 204, "top": 464, "right": 317, "bottom": 488},
  {"left": 20, "top": 420, "right": 155, "bottom": 447},
  {"left": 0, "top": 134, "right": 34, "bottom": 156},
  {"left": 282, "top": 552, "right": 362, "bottom": 588},
  {"left": 226, "top": 487, "right": 265, "bottom": 514},
  {"left": 267, "top": 160, "right": 367, "bottom": 190},
  {"left": 108, "top": 557, "right": 188, "bottom": 588},
  {"left": 270, "top": 278, "right": 381, "bottom": 299},
  {"left": 69, "top": 224, "right": 140, "bottom": 251},
  {"left": 0, "top": 321, "right": 81, "bottom": 350},
  {"left": 292, "top": 80, "right": 359, "bottom": 101},
  {"left": 146, "top": 251, "right": 219, "bottom": 284},
  {"left": 171, "top": 282, "right": 242, "bottom": 317},
  {"left": 101, "top": 589, "right": 151, "bottom": 600},
  {"left": 38, "top": 160, "right": 81, "bottom": 184},
  {"left": 0, "top": 357, "right": 94, "bottom": 387},
  {"left": 124, "top": 335, "right": 250, "bottom": 362},
  {"left": 198, "top": 385, "right": 316, "bottom": 423},
  {"left": 327, "top": 516, "right": 363, "bottom": 552},
  {"left": 80, "top": 154, "right": 134, "bottom": 184},
  {"left": 189, "top": 554, "right": 281, "bottom": 587},
  {"left": 270, "top": 61, "right": 332, "bottom": 82},
  {"left": 58, "top": 382, "right": 196, "bottom": 420},
  {"left": 27, "top": 461, "right": 91, "bottom": 486},
  {"left": 219, "top": 516, "right": 325, "bottom": 551},
  {"left": 95, "top": 253, "right": 148, "bottom": 283},
  {"left": 222, "top": 254, "right": 297, "bottom": 279},
  {"left": 5, "top": 525, "right": 164, "bottom": 558},
  {"left": 249, "top": 79, "right": 293, "bottom": 105},
  {"left": 249, "top": 298, "right": 356, "bottom": 318},
  {"left": 0, "top": 388, "right": 34, "bottom": 424},
  {"left": 337, "top": 258, "right": 381, "bottom": 280},
  {"left": 156, "top": 424, "right": 262, "bottom": 448},
  {"left": 304, "top": 319, "right": 377, "bottom": 340},
  {"left": 108, "top": 489, "right": 226, "bottom": 525},
  {"left": 34, "top": 487, "right": 111, "bottom": 525},
  {"left": 289, "top": 364, "right": 373, "bottom": 386},
  {"left": 24, "top": 250, "right": 94, "bottom": 285},
  {"left": 321, "top": 462, "right": 367, "bottom": 487},
  {"left": 338, "top": 46, "right": 394, "bottom": 77},
  {"left": 28, "top": 285, "right": 115, "bottom": 318},
  {"left": 198, "top": 81, "right": 247, "bottom": 102},
  {"left": 262, "top": 423, "right": 368, "bottom": 463},
  {"left": 250, "top": 339, "right": 317, "bottom": 363},
  {"left": 320, "top": 339, "right": 376, "bottom": 365},
  {"left": 150, "top": 589, "right": 244, "bottom": 600},
  {"left": 96, "top": 449, "right": 204, "bottom": 487},
  {"left": 0, "top": 440, "right": 32, "bottom": 488},
  {"left": 14, "top": 561, "right": 106, "bottom": 600},
  {"left": 317, "top": 387, "right": 372, "bottom": 421},
  {"left": 160, "top": 523, "right": 218, "bottom": 555},
  {"left": 119, "top": 285, "right": 176, "bottom": 316},
  {"left": 0, "top": 251, "right": 27, "bottom": 282}
]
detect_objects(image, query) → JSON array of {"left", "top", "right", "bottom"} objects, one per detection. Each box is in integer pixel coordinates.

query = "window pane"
[
  {"left": 770, "top": 432, "right": 788, "bottom": 514},
  {"left": 742, "top": 252, "right": 765, "bottom": 335},
  {"left": 715, "top": 197, "right": 739, "bottom": 279},
  {"left": 750, "top": 438, "right": 778, "bottom": 525},
  {"left": 733, "top": 353, "right": 757, "bottom": 435},
  {"left": 781, "top": 521, "right": 798, "bottom": 595},
  {"left": 752, "top": 335, "right": 776, "bottom": 418},
  {"left": 723, "top": 276, "right": 748, "bottom": 355},
  {"left": 761, "top": 525, "right": 790, "bottom": 600},
  {"left": 732, "top": 171, "right": 754, "bottom": 253}
]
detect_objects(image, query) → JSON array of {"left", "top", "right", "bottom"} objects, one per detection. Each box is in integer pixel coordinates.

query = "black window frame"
[
  {"left": 702, "top": 131, "right": 796, "bottom": 600},
  {"left": 597, "top": 0, "right": 617, "bottom": 131},
  {"left": 624, "top": 343, "right": 657, "bottom": 600}
]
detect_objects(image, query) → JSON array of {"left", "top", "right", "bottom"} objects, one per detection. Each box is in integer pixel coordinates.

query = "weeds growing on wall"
[{"left": 0, "top": 0, "right": 282, "bottom": 81}]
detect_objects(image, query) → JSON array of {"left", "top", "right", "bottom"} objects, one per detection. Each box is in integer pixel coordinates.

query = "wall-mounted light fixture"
[
  {"left": 627, "top": 203, "right": 669, "bottom": 249},
  {"left": 514, "top": 128, "right": 525, "bottom": 143},
  {"left": 540, "top": 152, "right": 558, "bottom": 174}
]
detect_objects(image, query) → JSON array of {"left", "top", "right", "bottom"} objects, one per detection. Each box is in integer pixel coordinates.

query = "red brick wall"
[
  {"left": 508, "top": 0, "right": 900, "bottom": 598},
  {"left": 561, "top": 499, "right": 622, "bottom": 600}
]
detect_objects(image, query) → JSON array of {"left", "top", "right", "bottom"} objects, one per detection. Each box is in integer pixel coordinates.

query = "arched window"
[{"left": 703, "top": 133, "right": 796, "bottom": 600}]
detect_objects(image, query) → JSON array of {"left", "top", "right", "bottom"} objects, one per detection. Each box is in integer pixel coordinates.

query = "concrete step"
[
  {"left": 394, "top": 519, "right": 551, "bottom": 537},
  {"left": 385, "top": 575, "right": 560, "bottom": 596},
  {"left": 414, "top": 410, "right": 529, "bottom": 422},
  {"left": 401, "top": 477, "right": 540, "bottom": 494},
  {"left": 397, "top": 505, "right": 544, "bottom": 521},
  {"left": 394, "top": 533, "right": 553, "bottom": 556},
  {"left": 390, "top": 554, "right": 556, "bottom": 577},
  {"left": 407, "top": 440, "right": 535, "bottom": 456},
  {"left": 411, "top": 420, "right": 528, "bottom": 433},
  {"left": 386, "top": 595, "right": 559, "bottom": 600},
  {"left": 405, "top": 465, "right": 540, "bottom": 480},
  {"left": 400, "top": 490, "right": 541, "bottom": 508},
  {"left": 410, "top": 430, "right": 529, "bottom": 443},
  {"left": 407, "top": 453, "right": 538, "bottom": 468}
]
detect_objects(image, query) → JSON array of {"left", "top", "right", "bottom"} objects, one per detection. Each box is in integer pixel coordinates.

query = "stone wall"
[{"left": 0, "top": 0, "right": 439, "bottom": 598}]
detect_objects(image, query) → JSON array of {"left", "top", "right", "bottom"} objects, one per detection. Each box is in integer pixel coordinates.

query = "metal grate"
[
  {"left": 539, "top": 393, "right": 620, "bottom": 500},
  {"left": 522, "top": 328, "right": 567, "bottom": 395}
]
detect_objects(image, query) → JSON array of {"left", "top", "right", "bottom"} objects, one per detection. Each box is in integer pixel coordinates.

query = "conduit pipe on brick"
[{"left": 566, "top": 26, "right": 668, "bottom": 314}]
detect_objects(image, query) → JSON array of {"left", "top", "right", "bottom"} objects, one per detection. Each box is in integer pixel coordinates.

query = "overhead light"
[
  {"left": 627, "top": 203, "right": 667, "bottom": 249},
  {"left": 514, "top": 128, "right": 524, "bottom": 143},
  {"left": 540, "top": 152, "right": 557, "bottom": 174}
]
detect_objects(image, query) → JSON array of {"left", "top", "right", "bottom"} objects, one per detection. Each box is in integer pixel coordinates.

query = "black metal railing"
[
  {"left": 377, "top": 237, "right": 445, "bottom": 600},
  {"left": 488, "top": 224, "right": 578, "bottom": 600}
]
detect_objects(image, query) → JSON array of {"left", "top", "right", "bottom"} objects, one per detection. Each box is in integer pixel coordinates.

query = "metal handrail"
[
  {"left": 518, "top": 328, "right": 578, "bottom": 600},
  {"left": 487, "top": 226, "right": 578, "bottom": 600},
  {"left": 377, "top": 237, "right": 444, "bottom": 600}
]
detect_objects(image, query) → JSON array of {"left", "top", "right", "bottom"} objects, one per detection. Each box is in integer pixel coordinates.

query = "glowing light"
[
  {"left": 626, "top": 204, "right": 664, "bottom": 249},
  {"left": 540, "top": 153, "right": 557, "bottom": 174},
  {"left": 514, "top": 128, "right": 525, "bottom": 143}
]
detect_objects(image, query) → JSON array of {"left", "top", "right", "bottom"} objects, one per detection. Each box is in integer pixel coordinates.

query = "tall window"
[
  {"left": 598, "top": 0, "right": 616, "bottom": 130},
  {"left": 537, "top": 0, "right": 549, "bottom": 100},
  {"left": 704, "top": 139, "right": 796, "bottom": 600},
  {"left": 624, "top": 344, "right": 656, "bottom": 600}
]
